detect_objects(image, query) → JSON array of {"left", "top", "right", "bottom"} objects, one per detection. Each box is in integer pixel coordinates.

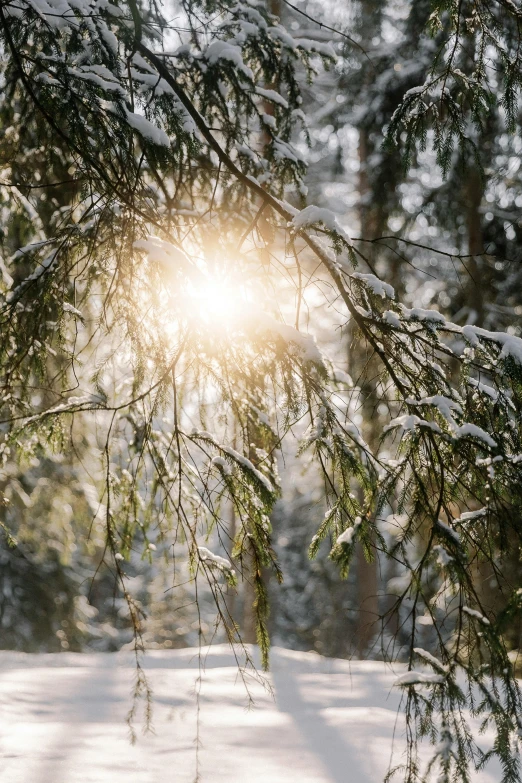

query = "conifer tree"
[{"left": 2, "top": 1, "right": 522, "bottom": 780}]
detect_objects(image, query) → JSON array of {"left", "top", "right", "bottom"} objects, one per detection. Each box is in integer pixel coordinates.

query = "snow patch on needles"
[
  {"left": 467, "top": 377, "right": 499, "bottom": 401},
  {"left": 254, "top": 86, "right": 289, "bottom": 108},
  {"left": 336, "top": 515, "right": 362, "bottom": 546},
  {"left": 414, "top": 648, "right": 449, "bottom": 673},
  {"left": 407, "top": 395, "right": 463, "bottom": 422},
  {"left": 332, "top": 368, "right": 354, "bottom": 386},
  {"left": 67, "top": 64, "right": 126, "bottom": 95},
  {"left": 133, "top": 236, "right": 191, "bottom": 271},
  {"left": 294, "top": 38, "right": 337, "bottom": 59},
  {"left": 388, "top": 396, "right": 497, "bottom": 450},
  {"left": 194, "top": 430, "right": 274, "bottom": 495},
  {"left": 435, "top": 519, "right": 461, "bottom": 545},
  {"left": 101, "top": 101, "right": 170, "bottom": 147},
  {"left": 220, "top": 445, "right": 274, "bottom": 494},
  {"left": 352, "top": 273, "right": 395, "bottom": 299},
  {"left": 462, "top": 324, "right": 522, "bottom": 365},
  {"left": 401, "top": 305, "right": 446, "bottom": 325},
  {"left": 62, "top": 302, "right": 83, "bottom": 319},
  {"left": 384, "top": 414, "right": 442, "bottom": 434},
  {"left": 383, "top": 310, "right": 401, "bottom": 328},
  {"left": 198, "top": 546, "right": 234, "bottom": 573},
  {"left": 455, "top": 507, "right": 487, "bottom": 524},
  {"left": 395, "top": 671, "right": 445, "bottom": 686},
  {"left": 211, "top": 456, "right": 232, "bottom": 476},
  {"left": 122, "top": 108, "right": 170, "bottom": 147},
  {"left": 272, "top": 138, "right": 306, "bottom": 164},
  {"left": 463, "top": 606, "right": 490, "bottom": 625},
  {"left": 257, "top": 312, "right": 324, "bottom": 369},
  {"left": 454, "top": 423, "right": 497, "bottom": 449},
  {"left": 204, "top": 40, "right": 254, "bottom": 79},
  {"left": 291, "top": 206, "right": 353, "bottom": 246}
]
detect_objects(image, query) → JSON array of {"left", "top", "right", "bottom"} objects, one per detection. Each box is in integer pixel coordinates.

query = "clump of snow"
[
  {"left": 291, "top": 206, "right": 352, "bottom": 247},
  {"left": 387, "top": 574, "right": 411, "bottom": 595},
  {"left": 402, "top": 84, "right": 429, "bottom": 102},
  {"left": 101, "top": 101, "right": 170, "bottom": 146},
  {"left": 246, "top": 402, "right": 271, "bottom": 429},
  {"left": 382, "top": 310, "right": 401, "bottom": 328},
  {"left": 122, "top": 108, "right": 170, "bottom": 147},
  {"left": 131, "top": 53, "right": 156, "bottom": 73},
  {"left": 386, "top": 398, "right": 497, "bottom": 451},
  {"left": 267, "top": 24, "right": 298, "bottom": 49},
  {"left": 413, "top": 648, "right": 448, "bottom": 673},
  {"left": 211, "top": 456, "right": 232, "bottom": 476},
  {"left": 192, "top": 431, "right": 273, "bottom": 492},
  {"left": 204, "top": 40, "right": 253, "bottom": 79},
  {"left": 133, "top": 236, "right": 190, "bottom": 271},
  {"left": 435, "top": 519, "right": 461, "bottom": 545},
  {"left": 11, "top": 239, "right": 52, "bottom": 262},
  {"left": 192, "top": 430, "right": 217, "bottom": 443},
  {"left": 463, "top": 606, "right": 490, "bottom": 625},
  {"left": 455, "top": 508, "right": 487, "bottom": 524},
  {"left": 332, "top": 368, "right": 354, "bottom": 386},
  {"left": 255, "top": 86, "right": 288, "bottom": 108},
  {"left": 261, "top": 113, "right": 277, "bottom": 129},
  {"left": 63, "top": 302, "right": 83, "bottom": 318},
  {"left": 383, "top": 414, "right": 442, "bottom": 435},
  {"left": 462, "top": 324, "right": 522, "bottom": 366},
  {"left": 220, "top": 445, "right": 273, "bottom": 494},
  {"left": 198, "top": 546, "right": 233, "bottom": 572},
  {"left": 352, "top": 273, "right": 395, "bottom": 299},
  {"left": 236, "top": 143, "right": 258, "bottom": 161},
  {"left": 336, "top": 515, "right": 362, "bottom": 546},
  {"left": 394, "top": 671, "right": 445, "bottom": 686},
  {"left": 406, "top": 395, "right": 462, "bottom": 423},
  {"left": 272, "top": 138, "right": 306, "bottom": 164},
  {"left": 433, "top": 544, "right": 453, "bottom": 567},
  {"left": 468, "top": 378, "right": 498, "bottom": 401},
  {"left": 67, "top": 66, "right": 126, "bottom": 96},
  {"left": 384, "top": 513, "right": 409, "bottom": 535},
  {"left": 454, "top": 423, "right": 497, "bottom": 449},
  {"left": 294, "top": 38, "right": 337, "bottom": 59},
  {"left": 401, "top": 306, "right": 446, "bottom": 325},
  {"left": 233, "top": 4, "right": 268, "bottom": 31},
  {"left": 257, "top": 312, "right": 324, "bottom": 369}
]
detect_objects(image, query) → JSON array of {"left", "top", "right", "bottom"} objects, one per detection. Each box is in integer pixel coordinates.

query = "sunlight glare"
[{"left": 188, "top": 276, "right": 247, "bottom": 330}]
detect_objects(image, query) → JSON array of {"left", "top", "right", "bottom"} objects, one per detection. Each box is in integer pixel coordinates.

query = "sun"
[{"left": 187, "top": 276, "right": 248, "bottom": 330}]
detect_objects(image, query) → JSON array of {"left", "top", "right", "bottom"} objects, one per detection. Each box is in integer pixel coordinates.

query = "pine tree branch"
[{"left": 134, "top": 37, "right": 408, "bottom": 396}]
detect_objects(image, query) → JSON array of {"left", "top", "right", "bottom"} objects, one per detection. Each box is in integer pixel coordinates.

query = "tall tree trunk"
[
  {"left": 351, "top": 129, "right": 380, "bottom": 658},
  {"left": 238, "top": 0, "right": 283, "bottom": 647},
  {"left": 355, "top": 543, "right": 379, "bottom": 656},
  {"left": 465, "top": 166, "right": 485, "bottom": 324}
]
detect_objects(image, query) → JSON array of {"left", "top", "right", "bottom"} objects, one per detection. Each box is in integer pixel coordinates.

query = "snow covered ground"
[{"left": 0, "top": 645, "right": 500, "bottom": 783}]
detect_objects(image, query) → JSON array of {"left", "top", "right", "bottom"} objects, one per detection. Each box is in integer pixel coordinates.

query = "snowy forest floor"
[{"left": 0, "top": 645, "right": 501, "bottom": 782}]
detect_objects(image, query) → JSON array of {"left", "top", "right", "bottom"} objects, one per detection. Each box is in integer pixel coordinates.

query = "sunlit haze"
[{"left": 186, "top": 275, "right": 249, "bottom": 330}]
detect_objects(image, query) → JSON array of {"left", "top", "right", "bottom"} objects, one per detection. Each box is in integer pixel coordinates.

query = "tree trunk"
[
  {"left": 355, "top": 544, "right": 378, "bottom": 656},
  {"left": 465, "top": 167, "right": 485, "bottom": 324}
]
